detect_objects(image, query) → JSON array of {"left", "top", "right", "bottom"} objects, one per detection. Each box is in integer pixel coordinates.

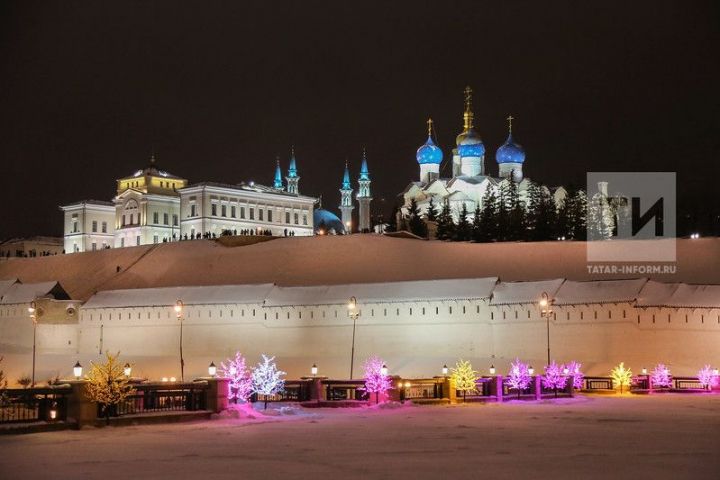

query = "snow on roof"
[
  {"left": 0, "top": 278, "right": 18, "bottom": 298},
  {"left": 554, "top": 278, "right": 648, "bottom": 305},
  {"left": 0, "top": 281, "right": 69, "bottom": 304},
  {"left": 637, "top": 281, "right": 720, "bottom": 308},
  {"left": 264, "top": 278, "right": 498, "bottom": 306},
  {"left": 83, "top": 284, "right": 276, "bottom": 309},
  {"left": 490, "top": 279, "right": 565, "bottom": 305}
]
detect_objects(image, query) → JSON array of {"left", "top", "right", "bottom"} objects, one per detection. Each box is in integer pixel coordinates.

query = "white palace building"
[{"left": 60, "top": 154, "right": 317, "bottom": 253}]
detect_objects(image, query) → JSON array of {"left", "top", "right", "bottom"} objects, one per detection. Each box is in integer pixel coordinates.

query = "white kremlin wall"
[{"left": 2, "top": 277, "right": 719, "bottom": 383}]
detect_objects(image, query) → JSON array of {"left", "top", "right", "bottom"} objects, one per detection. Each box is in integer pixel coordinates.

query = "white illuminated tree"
[{"left": 251, "top": 354, "right": 286, "bottom": 410}]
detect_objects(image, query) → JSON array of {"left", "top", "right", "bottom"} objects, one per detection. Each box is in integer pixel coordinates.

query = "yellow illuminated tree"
[
  {"left": 610, "top": 362, "right": 633, "bottom": 394},
  {"left": 451, "top": 359, "right": 478, "bottom": 403},
  {"left": 85, "top": 352, "right": 133, "bottom": 424}
]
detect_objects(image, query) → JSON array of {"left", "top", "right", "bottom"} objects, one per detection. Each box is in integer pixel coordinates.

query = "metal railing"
[
  {"left": 249, "top": 380, "right": 312, "bottom": 403},
  {"left": 0, "top": 386, "right": 71, "bottom": 424},
  {"left": 583, "top": 377, "right": 614, "bottom": 391},
  {"left": 99, "top": 382, "right": 208, "bottom": 418},
  {"left": 672, "top": 376, "right": 704, "bottom": 390},
  {"left": 324, "top": 380, "right": 366, "bottom": 401}
]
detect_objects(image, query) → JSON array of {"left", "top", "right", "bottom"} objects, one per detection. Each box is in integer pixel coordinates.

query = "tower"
[
  {"left": 356, "top": 149, "right": 372, "bottom": 232},
  {"left": 454, "top": 86, "right": 485, "bottom": 177},
  {"left": 273, "top": 157, "right": 284, "bottom": 190},
  {"left": 416, "top": 118, "right": 443, "bottom": 183},
  {"left": 496, "top": 115, "right": 526, "bottom": 183},
  {"left": 286, "top": 147, "right": 300, "bottom": 194},
  {"left": 339, "top": 161, "right": 354, "bottom": 233}
]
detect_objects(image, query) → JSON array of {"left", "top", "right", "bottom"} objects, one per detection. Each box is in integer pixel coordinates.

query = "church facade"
[
  {"left": 401, "top": 87, "right": 566, "bottom": 221},
  {"left": 60, "top": 152, "right": 317, "bottom": 253}
]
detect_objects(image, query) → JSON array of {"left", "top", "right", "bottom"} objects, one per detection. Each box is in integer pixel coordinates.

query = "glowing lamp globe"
[
  {"left": 73, "top": 361, "right": 82, "bottom": 379},
  {"left": 208, "top": 361, "right": 217, "bottom": 377},
  {"left": 714, "top": 368, "right": 719, "bottom": 376},
  {"left": 380, "top": 364, "right": 388, "bottom": 376},
  {"left": 404, "top": 381, "right": 411, "bottom": 388},
  {"left": 489, "top": 364, "right": 496, "bottom": 375},
  {"left": 170, "top": 377, "right": 177, "bottom": 382},
  {"left": 641, "top": 367, "right": 648, "bottom": 375},
  {"left": 442, "top": 364, "right": 448, "bottom": 375},
  {"left": 563, "top": 367, "right": 570, "bottom": 375},
  {"left": 528, "top": 366, "right": 535, "bottom": 376},
  {"left": 161, "top": 377, "right": 169, "bottom": 382},
  {"left": 123, "top": 363, "right": 132, "bottom": 377},
  {"left": 311, "top": 363, "right": 318, "bottom": 376},
  {"left": 49, "top": 405, "right": 57, "bottom": 421}
]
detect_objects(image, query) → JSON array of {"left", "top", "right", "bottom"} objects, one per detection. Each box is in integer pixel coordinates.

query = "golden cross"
[
  {"left": 507, "top": 115, "right": 514, "bottom": 133},
  {"left": 427, "top": 117, "right": 433, "bottom": 136},
  {"left": 464, "top": 86, "right": 472, "bottom": 110}
]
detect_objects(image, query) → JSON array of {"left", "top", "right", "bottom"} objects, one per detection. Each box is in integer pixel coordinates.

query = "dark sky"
[{"left": 1, "top": 1, "right": 719, "bottom": 238}]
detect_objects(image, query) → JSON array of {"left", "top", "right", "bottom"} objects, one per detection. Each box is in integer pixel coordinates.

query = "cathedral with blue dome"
[{"left": 401, "top": 86, "right": 566, "bottom": 222}]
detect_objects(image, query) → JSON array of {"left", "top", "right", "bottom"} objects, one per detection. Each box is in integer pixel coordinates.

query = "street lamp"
[
  {"left": 528, "top": 365, "right": 535, "bottom": 376},
  {"left": 641, "top": 367, "right": 648, "bottom": 375},
  {"left": 208, "top": 362, "right": 217, "bottom": 377},
  {"left": 489, "top": 364, "right": 496, "bottom": 375},
  {"left": 73, "top": 361, "right": 83, "bottom": 379},
  {"left": 381, "top": 364, "right": 388, "bottom": 376},
  {"left": 28, "top": 301, "right": 37, "bottom": 386},
  {"left": 174, "top": 299, "right": 184, "bottom": 382},
  {"left": 311, "top": 363, "right": 318, "bottom": 376},
  {"left": 442, "top": 364, "right": 448, "bottom": 376},
  {"left": 539, "top": 291, "right": 554, "bottom": 366},
  {"left": 348, "top": 296, "right": 360, "bottom": 379},
  {"left": 123, "top": 363, "right": 132, "bottom": 377}
]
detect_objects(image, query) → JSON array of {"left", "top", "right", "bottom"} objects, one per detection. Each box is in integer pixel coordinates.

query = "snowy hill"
[{"left": 0, "top": 235, "right": 718, "bottom": 301}]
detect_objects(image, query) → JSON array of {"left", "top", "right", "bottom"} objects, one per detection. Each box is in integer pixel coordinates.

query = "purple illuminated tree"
[
  {"left": 542, "top": 361, "right": 567, "bottom": 397},
  {"left": 220, "top": 351, "right": 253, "bottom": 404},
  {"left": 697, "top": 365, "right": 717, "bottom": 390},
  {"left": 251, "top": 354, "right": 286, "bottom": 409},
  {"left": 362, "top": 356, "right": 393, "bottom": 404},
  {"left": 650, "top": 363, "right": 672, "bottom": 388},
  {"left": 507, "top": 359, "right": 532, "bottom": 399},
  {"left": 564, "top": 361, "right": 584, "bottom": 389}
]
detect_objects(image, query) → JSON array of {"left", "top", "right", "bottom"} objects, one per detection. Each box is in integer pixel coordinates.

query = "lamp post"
[
  {"left": 539, "top": 291, "right": 554, "bottom": 366},
  {"left": 311, "top": 363, "right": 318, "bottom": 377},
  {"left": 123, "top": 363, "right": 132, "bottom": 377},
  {"left": 73, "top": 361, "right": 83, "bottom": 379},
  {"left": 208, "top": 362, "right": 217, "bottom": 377},
  {"left": 442, "top": 364, "right": 448, "bottom": 376},
  {"left": 489, "top": 364, "right": 496, "bottom": 375},
  {"left": 28, "top": 301, "right": 37, "bottom": 386},
  {"left": 174, "top": 299, "right": 184, "bottom": 382},
  {"left": 348, "top": 296, "right": 360, "bottom": 379}
]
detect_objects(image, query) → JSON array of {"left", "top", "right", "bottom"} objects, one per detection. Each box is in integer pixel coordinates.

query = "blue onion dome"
[
  {"left": 457, "top": 128, "right": 485, "bottom": 157},
  {"left": 314, "top": 209, "right": 345, "bottom": 234},
  {"left": 416, "top": 136, "right": 443, "bottom": 164},
  {"left": 496, "top": 132, "right": 525, "bottom": 164}
]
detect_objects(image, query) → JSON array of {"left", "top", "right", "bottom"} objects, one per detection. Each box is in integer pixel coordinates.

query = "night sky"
[{"left": 1, "top": 1, "right": 718, "bottom": 238}]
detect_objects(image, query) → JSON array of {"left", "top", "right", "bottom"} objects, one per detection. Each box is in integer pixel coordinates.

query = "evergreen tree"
[
  {"left": 385, "top": 206, "right": 398, "bottom": 233},
  {"left": 527, "top": 182, "right": 558, "bottom": 241},
  {"left": 85, "top": 352, "right": 132, "bottom": 424},
  {"left": 455, "top": 203, "right": 471, "bottom": 241},
  {"left": 252, "top": 354, "right": 286, "bottom": 409},
  {"left": 478, "top": 187, "right": 498, "bottom": 242},
  {"left": 471, "top": 205, "right": 482, "bottom": 242},
  {"left": 507, "top": 179, "right": 526, "bottom": 241},
  {"left": 568, "top": 189, "right": 588, "bottom": 240},
  {"left": 426, "top": 197, "right": 438, "bottom": 221},
  {"left": 407, "top": 199, "right": 428, "bottom": 238},
  {"left": 496, "top": 183, "right": 510, "bottom": 241},
  {"left": 435, "top": 200, "right": 455, "bottom": 240},
  {"left": 450, "top": 359, "right": 478, "bottom": 403}
]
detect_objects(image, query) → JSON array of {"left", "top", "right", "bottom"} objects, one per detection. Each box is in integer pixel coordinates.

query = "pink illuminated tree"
[
  {"left": 542, "top": 361, "right": 567, "bottom": 397},
  {"left": 362, "top": 356, "right": 393, "bottom": 404},
  {"left": 220, "top": 351, "right": 253, "bottom": 404},
  {"left": 697, "top": 365, "right": 717, "bottom": 390},
  {"left": 507, "top": 359, "right": 532, "bottom": 399},
  {"left": 650, "top": 363, "right": 672, "bottom": 388},
  {"left": 564, "top": 361, "right": 584, "bottom": 389}
]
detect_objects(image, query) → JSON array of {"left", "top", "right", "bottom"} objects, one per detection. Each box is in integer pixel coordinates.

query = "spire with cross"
[{"left": 507, "top": 115, "right": 514, "bottom": 134}]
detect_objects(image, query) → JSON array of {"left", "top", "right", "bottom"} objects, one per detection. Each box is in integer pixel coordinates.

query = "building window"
[
  {"left": 221, "top": 205, "right": 227, "bottom": 217},
  {"left": 240, "top": 207, "right": 246, "bottom": 219},
  {"left": 130, "top": 213, "right": 135, "bottom": 224},
  {"left": 211, "top": 204, "right": 218, "bottom": 216},
  {"left": 163, "top": 213, "right": 169, "bottom": 225},
  {"left": 231, "top": 206, "right": 236, "bottom": 218},
  {"left": 136, "top": 236, "right": 140, "bottom": 246},
  {"left": 294, "top": 213, "right": 299, "bottom": 224},
  {"left": 91, "top": 242, "right": 97, "bottom": 251},
  {"left": 268, "top": 210, "right": 273, "bottom": 222},
  {"left": 285, "top": 212, "right": 290, "bottom": 223},
  {"left": 172, "top": 214, "right": 178, "bottom": 226},
  {"left": 120, "top": 238, "right": 125, "bottom": 247},
  {"left": 250, "top": 208, "right": 255, "bottom": 220},
  {"left": 303, "top": 214, "right": 307, "bottom": 225},
  {"left": 259, "top": 209, "right": 264, "bottom": 221},
  {"left": 190, "top": 204, "right": 197, "bottom": 217},
  {"left": 92, "top": 220, "right": 97, "bottom": 232},
  {"left": 72, "top": 214, "right": 78, "bottom": 233},
  {"left": 153, "top": 212, "right": 159, "bottom": 224},
  {"left": 153, "top": 235, "right": 159, "bottom": 244},
  {"left": 101, "top": 221, "right": 107, "bottom": 233}
]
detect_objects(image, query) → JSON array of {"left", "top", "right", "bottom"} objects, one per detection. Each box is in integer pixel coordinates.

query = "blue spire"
[
  {"left": 342, "top": 161, "right": 351, "bottom": 190},
  {"left": 359, "top": 149, "right": 370, "bottom": 181},
  {"left": 273, "top": 158, "right": 283, "bottom": 189},
  {"left": 288, "top": 146, "right": 298, "bottom": 178}
]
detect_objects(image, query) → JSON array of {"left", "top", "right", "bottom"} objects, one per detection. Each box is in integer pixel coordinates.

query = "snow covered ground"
[{"left": 1, "top": 394, "right": 718, "bottom": 479}]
